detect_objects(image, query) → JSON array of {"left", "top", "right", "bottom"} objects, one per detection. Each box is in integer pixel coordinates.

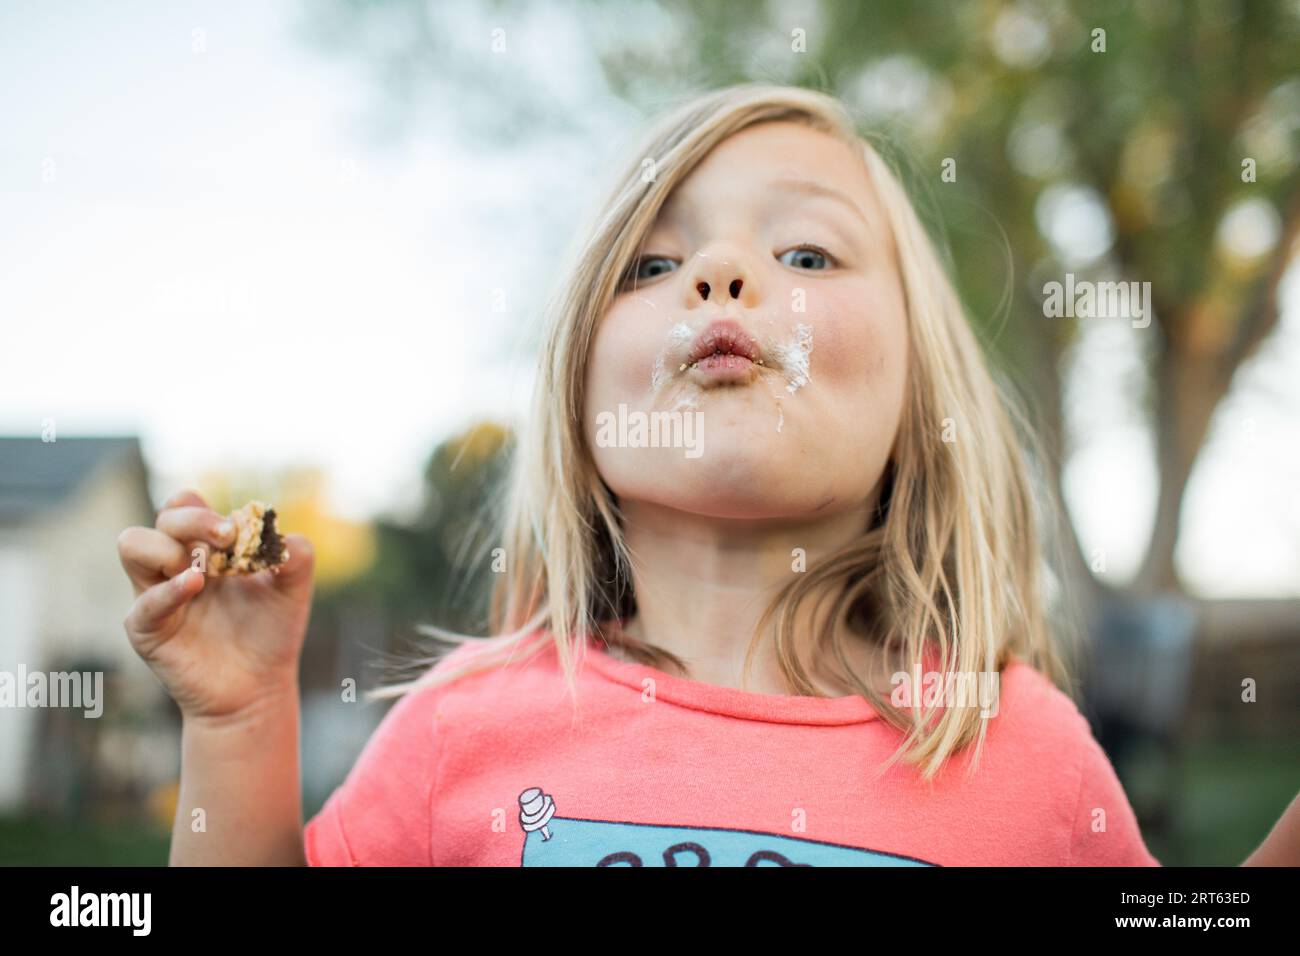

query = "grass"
[
  {"left": 1152, "top": 737, "right": 1300, "bottom": 866},
  {"left": 0, "top": 814, "right": 171, "bottom": 866}
]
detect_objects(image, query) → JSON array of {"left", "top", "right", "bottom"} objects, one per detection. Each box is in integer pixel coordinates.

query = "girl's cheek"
[
  {"left": 803, "top": 280, "right": 899, "bottom": 385},
  {"left": 589, "top": 301, "right": 661, "bottom": 402}
]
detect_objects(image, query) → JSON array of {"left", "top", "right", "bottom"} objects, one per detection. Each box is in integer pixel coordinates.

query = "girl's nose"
[{"left": 683, "top": 244, "right": 761, "bottom": 309}]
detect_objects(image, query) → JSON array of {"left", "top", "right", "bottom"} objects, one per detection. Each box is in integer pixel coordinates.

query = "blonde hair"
[{"left": 372, "top": 83, "right": 1078, "bottom": 782}]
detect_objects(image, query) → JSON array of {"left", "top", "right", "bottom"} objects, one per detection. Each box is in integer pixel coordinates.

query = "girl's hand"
[{"left": 117, "top": 488, "right": 316, "bottom": 724}]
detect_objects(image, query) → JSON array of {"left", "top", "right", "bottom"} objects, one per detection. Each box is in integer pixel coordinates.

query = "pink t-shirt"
[{"left": 304, "top": 634, "right": 1160, "bottom": 866}]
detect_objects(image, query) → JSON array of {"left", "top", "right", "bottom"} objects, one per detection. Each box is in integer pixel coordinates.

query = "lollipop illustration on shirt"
[
  {"left": 518, "top": 787, "right": 556, "bottom": 841},
  {"left": 514, "top": 782, "right": 935, "bottom": 866}
]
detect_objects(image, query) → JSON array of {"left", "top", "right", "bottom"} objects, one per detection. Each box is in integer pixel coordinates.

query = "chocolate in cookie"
[{"left": 208, "top": 500, "right": 289, "bottom": 575}]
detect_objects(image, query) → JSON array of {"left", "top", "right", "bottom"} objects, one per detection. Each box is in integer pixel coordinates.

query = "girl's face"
[{"left": 585, "top": 120, "right": 909, "bottom": 521}]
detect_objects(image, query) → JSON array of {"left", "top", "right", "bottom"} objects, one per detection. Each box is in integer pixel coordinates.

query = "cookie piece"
[{"left": 208, "top": 500, "right": 289, "bottom": 576}]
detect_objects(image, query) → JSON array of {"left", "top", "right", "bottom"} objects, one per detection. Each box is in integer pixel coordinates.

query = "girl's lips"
[
  {"left": 680, "top": 318, "right": 768, "bottom": 385},
  {"left": 688, "top": 351, "right": 757, "bottom": 384},
  {"left": 687, "top": 319, "right": 762, "bottom": 366}
]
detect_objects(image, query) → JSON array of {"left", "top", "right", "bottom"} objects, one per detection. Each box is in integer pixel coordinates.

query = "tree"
[{"left": 303, "top": 0, "right": 1300, "bottom": 599}]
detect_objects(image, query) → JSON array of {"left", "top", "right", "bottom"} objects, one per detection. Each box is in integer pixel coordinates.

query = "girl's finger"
[
  {"left": 160, "top": 488, "right": 210, "bottom": 511},
  {"left": 270, "top": 533, "right": 313, "bottom": 586},
  {"left": 123, "top": 568, "right": 205, "bottom": 649},
  {"left": 117, "top": 526, "right": 192, "bottom": 591},
  {"left": 156, "top": 505, "right": 236, "bottom": 551}
]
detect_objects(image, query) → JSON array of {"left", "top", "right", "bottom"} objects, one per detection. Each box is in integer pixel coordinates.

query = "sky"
[
  {"left": 1, "top": 0, "right": 1297, "bottom": 597},
  {"left": 0, "top": 0, "right": 631, "bottom": 524}
]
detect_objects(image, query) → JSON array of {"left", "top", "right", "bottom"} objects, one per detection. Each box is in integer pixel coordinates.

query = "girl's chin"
[
  {"left": 643, "top": 482, "right": 842, "bottom": 522},
  {"left": 627, "top": 450, "right": 822, "bottom": 503},
  {"left": 659, "top": 391, "right": 806, "bottom": 437}
]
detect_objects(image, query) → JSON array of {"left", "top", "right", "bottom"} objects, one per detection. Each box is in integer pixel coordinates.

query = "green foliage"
[
  {"left": 304, "top": 0, "right": 1300, "bottom": 587},
  {"left": 324, "top": 422, "right": 515, "bottom": 637}
]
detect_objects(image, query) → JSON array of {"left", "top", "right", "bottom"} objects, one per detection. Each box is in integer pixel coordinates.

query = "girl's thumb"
[{"left": 271, "top": 533, "right": 316, "bottom": 590}]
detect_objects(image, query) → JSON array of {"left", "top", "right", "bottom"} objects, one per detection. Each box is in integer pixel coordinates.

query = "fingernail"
[{"left": 216, "top": 520, "right": 234, "bottom": 541}]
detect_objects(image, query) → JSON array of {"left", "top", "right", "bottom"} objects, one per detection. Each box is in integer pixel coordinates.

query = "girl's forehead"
[{"left": 662, "top": 121, "right": 879, "bottom": 219}]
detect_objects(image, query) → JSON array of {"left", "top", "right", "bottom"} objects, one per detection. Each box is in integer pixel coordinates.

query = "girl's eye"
[
  {"left": 627, "top": 256, "right": 679, "bottom": 285},
  {"left": 777, "top": 244, "right": 835, "bottom": 271},
  {"left": 622, "top": 244, "right": 835, "bottom": 289}
]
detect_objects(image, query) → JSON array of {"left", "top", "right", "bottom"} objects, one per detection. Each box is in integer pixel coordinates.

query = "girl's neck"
[{"left": 615, "top": 498, "right": 886, "bottom": 697}]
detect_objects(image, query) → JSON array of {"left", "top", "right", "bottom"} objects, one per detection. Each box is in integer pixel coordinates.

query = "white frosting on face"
[
  {"left": 773, "top": 323, "right": 814, "bottom": 395},
  {"left": 766, "top": 323, "right": 814, "bottom": 433},
  {"left": 647, "top": 319, "right": 812, "bottom": 430},
  {"left": 651, "top": 322, "right": 694, "bottom": 390}
]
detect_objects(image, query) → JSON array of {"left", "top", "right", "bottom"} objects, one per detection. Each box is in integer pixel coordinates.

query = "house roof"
[{"left": 0, "top": 436, "right": 149, "bottom": 526}]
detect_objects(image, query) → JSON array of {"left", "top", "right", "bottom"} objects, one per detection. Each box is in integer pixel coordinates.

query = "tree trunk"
[{"left": 1134, "top": 323, "right": 1232, "bottom": 594}]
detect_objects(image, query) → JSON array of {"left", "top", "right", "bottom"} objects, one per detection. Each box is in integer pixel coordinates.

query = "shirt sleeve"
[
  {"left": 304, "top": 681, "right": 448, "bottom": 866},
  {"left": 1066, "top": 721, "right": 1162, "bottom": 866}
]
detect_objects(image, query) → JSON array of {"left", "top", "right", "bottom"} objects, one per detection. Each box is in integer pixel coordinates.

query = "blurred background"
[{"left": 1, "top": 0, "right": 1297, "bottom": 865}]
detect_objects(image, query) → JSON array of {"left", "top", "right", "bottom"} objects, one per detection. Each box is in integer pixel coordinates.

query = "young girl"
[{"left": 118, "top": 83, "right": 1299, "bottom": 867}]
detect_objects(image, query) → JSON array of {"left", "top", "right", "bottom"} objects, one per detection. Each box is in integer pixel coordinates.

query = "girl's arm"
[
  {"left": 171, "top": 688, "right": 307, "bottom": 866},
  {"left": 119, "top": 493, "right": 316, "bottom": 865},
  {"left": 1241, "top": 790, "right": 1300, "bottom": 866}
]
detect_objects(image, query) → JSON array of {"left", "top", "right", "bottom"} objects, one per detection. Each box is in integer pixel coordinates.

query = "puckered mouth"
[{"left": 685, "top": 319, "right": 765, "bottom": 367}]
